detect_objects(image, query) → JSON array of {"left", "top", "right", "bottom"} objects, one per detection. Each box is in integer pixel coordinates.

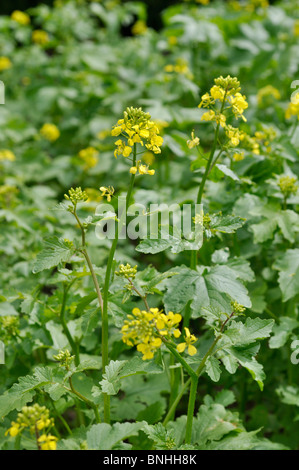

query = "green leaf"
[
  {"left": 210, "top": 213, "right": 246, "bottom": 233},
  {"left": 87, "top": 422, "right": 145, "bottom": 450},
  {"left": 216, "top": 163, "right": 240, "bottom": 181},
  {"left": 273, "top": 249, "right": 299, "bottom": 302},
  {"left": 269, "top": 317, "right": 299, "bottom": 349},
  {"left": 99, "top": 356, "right": 164, "bottom": 395},
  {"left": 164, "top": 264, "right": 251, "bottom": 317},
  {"left": 205, "top": 356, "right": 221, "bottom": 382},
  {"left": 224, "top": 318, "right": 274, "bottom": 346},
  {"left": 32, "top": 237, "right": 74, "bottom": 273},
  {"left": 0, "top": 367, "right": 53, "bottom": 419}
]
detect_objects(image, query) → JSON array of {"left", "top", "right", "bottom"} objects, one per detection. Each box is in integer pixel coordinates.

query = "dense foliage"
[{"left": 0, "top": 0, "right": 299, "bottom": 451}]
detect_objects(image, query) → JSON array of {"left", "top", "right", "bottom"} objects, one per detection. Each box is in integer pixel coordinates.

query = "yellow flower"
[
  {"left": 210, "top": 85, "right": 225, "bottom": 101},
  {"left": 156, "top": 311, "right": 182, "bottom": 338},
  {"left": 285, "top": 93, "right": 299, "bottom": 120},
  {"left": 187, "top": 131, "right": 200, "bottom": 149},
  {"left": 294, "top": 20, "right": 299, "bottom": 37},
  {"left": 0, "top": 150, "right": 16, "bottom": 161},
  {"left": 131, "top": 20, "right": 147, "bottom": 36},
  {"left": 0, "top": 57, "right": 12, "bottom": 71},
  {"left": 168, "top": 36, "right": 178, "bottom": 46},
  {"left": 177, "top": 327, "right": 197, "bottom": 356},
  {"left": 225, "top": 125, "right": 241, "bottom": 147},
  {"left": 257, "top": 85, "right": 281, "bottom": 105},
  {"left": 38, "top": 434, "right": 58, "bottom": 451},
  {"left": 229, "top": 92, "right": 248, "bottom": 121},
  {"left": 40, "top": 123, "right": 60, "bottom": 141},
  {"left": 11, "top": 10, "right": 30, "bottom": 25},
  {"left": 137, "top": 338, "right": 162, "bottom": 360},
  {"left": 5, "top": 423, "right": 21, "bottom": 437},
  {"left": 112, "top": 107, "right": 163, "bottom": 158},
  {"left": 142, "top": 151, "right": 155, "bottom": 165},
  {"left": 121, "top": 307, "right": 182, "bottom": 360},
  {"left": 32, "top": 30, "right": 49, "bottom": 45},
  {"left": 233, "top": 151, "right": 245, "bottom": 162},
  {"left": 201, "top": 110, "right": 215, "bottom": 122},
  {"left": 99, "top": 186, "right": 114, "bottom": 202},
  {"left": 78, "top": 147, "right": 98, "bottom": 169},
  {"left": 5, "top": 404, "right": 55, "bottom": 439}
]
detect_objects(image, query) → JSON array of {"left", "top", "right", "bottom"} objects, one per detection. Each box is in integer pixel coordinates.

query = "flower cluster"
[
  {"left": 122, "top": 307, "right": 183, "bottom": 360},
  {"left": 121, "top": 307, "right": 197, "bottom": 360},
  {"left": 129, "top": 160, "right": 155, "bottom": 176},
  {"left": 11, "top": 10, "right": 30, "bottom": 25},
  {"left": 100, "top": 186, "right": 114, "bottom": 202},
  {"left": 78, "top": 147, "right": 99, "bottom": 169},
  {"left": 193, "top": 211, "right": 211, "bottom": 227},
  {"left": 111, "top": 107, "right": 163, "bottom": 171},
  {"left": 232, "top": 151, "right": 245, "bottom": 162},
  {"left": 115, "top": 263, "right": 138, "bottom": 279},
  {"left": 0, "top": 149, "right": 16, "bottom": 161},
  {"left": 164, "top": 58, "right": 193, "bottom": 79},
  {"left": 0, "top": 57, "right": 12, "bottom": 71},
  {"left": 32, "top": 30, "right": 49, "bottom": 45},
  {"left": 285, "top": 93, "right": 299, "bottom": 120},
  {"left": 0, "top": 316, "right": 19, "bottom": 340},
  {"left": 231, "top": 300, "right": 246, "bottom": 314},
  {"left": 199, "top": 76, "right": 248, "bottom": 147},
  {"left": 40, "top": 123, "right": 60, "bottom": 141},
  {"left": 257, "top": 85, "right": 281, "bottom": 106},
  {"left": 6, "top": 404, "right": 57, "bottom": 450},
  {"left": 53, "top": 349, "right": 75, "bottom": 369},
  {"left": 64, "top": 187, "right": 88, "bottom": 206},
  {"left": 278, "top": 175, "right": 298, "bottom": 198},
  {"left": 131, "top": 20, "right": 147, "bottom": 35}
]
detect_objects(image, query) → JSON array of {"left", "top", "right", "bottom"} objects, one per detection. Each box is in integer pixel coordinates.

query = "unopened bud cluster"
[
  {"left": 115, "top": 263, "right": 138, "bottom": 279},
  {"left": 53, "top": 349, "right": 74, "bottom": 369}
]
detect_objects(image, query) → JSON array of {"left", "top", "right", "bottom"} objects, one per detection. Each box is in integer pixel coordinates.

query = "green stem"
[
  {"left": 190, "top": 92, "right": 227, "bottom": 269},
  {"left": 185, "top": 375, "right": 198, "bottom": 444},
  {"left": 60, "top": 283, "right": 80, "bottom": 366},
  {"left": 68, "top": 376, "right": 101, "bottom": 423},
  {"left": 101, "top": 144, "right": 137, "bottom": 423},
  {"left": 163, "top": 378, "right": 191, "bottom": 426}
]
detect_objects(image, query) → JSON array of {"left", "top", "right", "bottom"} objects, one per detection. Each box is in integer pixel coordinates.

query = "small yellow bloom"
[
  {"left": 187, "top": 131, "right": 200, "bottom": 149},
  {"left": 177, "top": 327, "right": 197, "bottom": 356},
  {"left": 168, "top": 36, "right": 178, "bottom": 46},
  {"left": 0, "top": 150, "right": 16, "bottom": 161},
  {"left": 32, "top": 30, "right": 49, "bottom": 45},
  {"left": 233, "top": 151, "right": 245, "bottom": 162},
  {"left": 0, "top": 57, "right": 12, "bottom": 71},
  {"left": 201, "top": 110, "right": 215, "bottom": 122},
  {"left": 40, "top": 123, "right": 60, "bottom": 141},
  {"left": 5, "top": 423, "right": 21, "bottom": 437},
  {"left": 78, "top": 147, "right": 98, "bottom": 169},
  {"left": 131, "top": 20, "right": 147, "bottom": 36},
  {"left": 38, "top": 434, "right": 58, "bottom": 451},
  {"left": 11, "top": 10, "right": 30, "bottom": 25},
  {"left": 99, "top": 186, "right": 114, "bottom": 202},
  {"left": 130, "top": 166, "right": 138, "bottom": 174}
]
